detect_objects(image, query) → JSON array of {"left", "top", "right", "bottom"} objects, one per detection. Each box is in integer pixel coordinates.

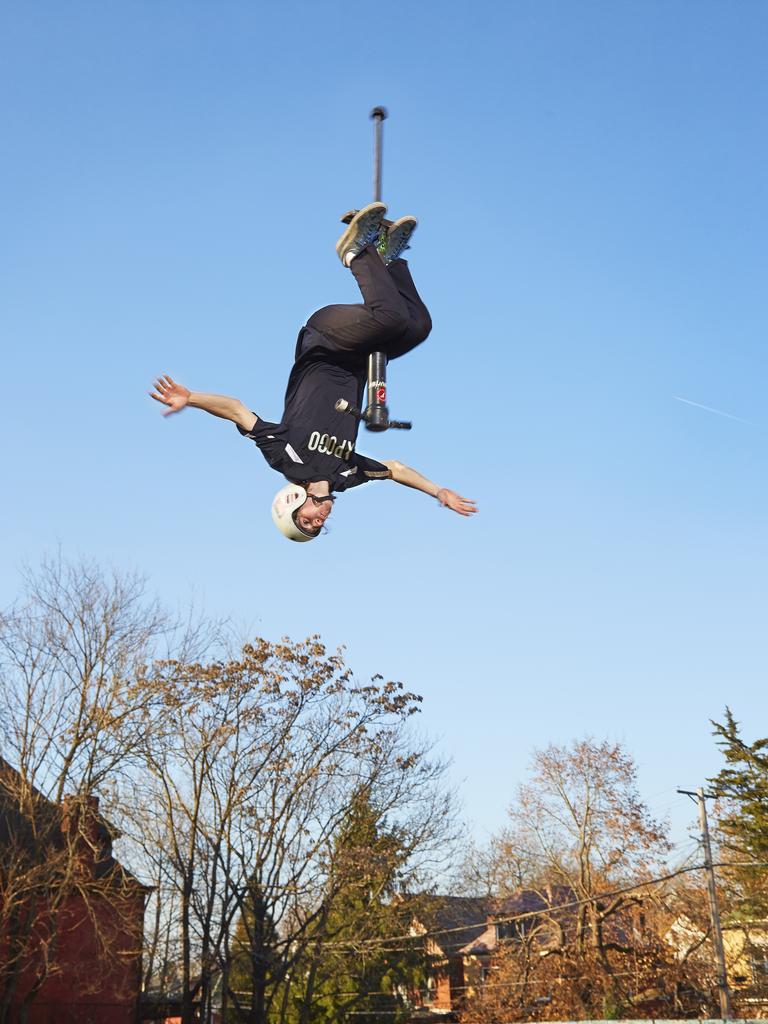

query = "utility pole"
[{"left": 678, "top": 787, "right": 733, "bottom": 1019}]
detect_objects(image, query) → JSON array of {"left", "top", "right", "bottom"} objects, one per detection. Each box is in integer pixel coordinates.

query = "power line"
[
  {"left": 223, "top": 965, "right": 664, "bottom": 1007},
  {"left": 323, "top": 859, "right": 768, "bottom": 953}
]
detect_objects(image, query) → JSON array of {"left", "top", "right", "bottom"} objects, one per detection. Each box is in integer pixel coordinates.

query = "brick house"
[
  {"left": 408, "top": 888, "right": 575, "bottom": 1019},
  {"left": 0, "top": 758, "right": 150, "bottom": 1024},
  {"left": 409, "top": 896, "right": 494, "bottom": 1017}
]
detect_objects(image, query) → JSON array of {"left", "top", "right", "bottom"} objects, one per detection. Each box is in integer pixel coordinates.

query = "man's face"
[{"left": 295, "top": 494, "right": 334, "bottom": 533}]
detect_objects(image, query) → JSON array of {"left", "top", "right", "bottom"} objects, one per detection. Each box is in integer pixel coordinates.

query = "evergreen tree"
[
  {"left": 290, "top": 787, "right": 423, "bottom": 1024},
  {"left": 710, "top": 708, "right": 768, "bottom": 919}
]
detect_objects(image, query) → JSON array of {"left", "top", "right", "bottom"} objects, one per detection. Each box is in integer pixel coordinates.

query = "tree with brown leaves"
[
  {"left": 121, "top": 637, "right": 455, "bottom": 1024},
  {"left": 461, "top": 738, "right": 706, "bottom": 1021}
]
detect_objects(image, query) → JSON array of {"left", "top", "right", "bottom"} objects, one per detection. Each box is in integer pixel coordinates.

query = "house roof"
[
  {"left": 415, "top": 895, "right": 497, "bottom": 955},
  {"left": 414, "top": 886, "right": 578, "bottom": 957},
  {"left": 0, "top": 756, "right": 150, "bottom": 890},
  {"left": 491, "top": 884, "right": 576, "bottom": 920}
]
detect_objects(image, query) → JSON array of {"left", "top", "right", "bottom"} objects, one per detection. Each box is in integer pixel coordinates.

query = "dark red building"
[{"left": 0, "top": 759, "right": 149, "bottom": 1024}]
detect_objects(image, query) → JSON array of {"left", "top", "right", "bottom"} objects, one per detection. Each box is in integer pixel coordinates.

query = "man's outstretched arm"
[
  {"left": 381, "top": 460, "right": 478, "bottom": 517},
  {"left": 150, "top": 375, "right": 257, "bottom": 432}
]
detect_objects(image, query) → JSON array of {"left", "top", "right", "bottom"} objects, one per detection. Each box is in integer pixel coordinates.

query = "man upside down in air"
[{"left": 151, "top": 202, "right": 477, "bottom": 542}]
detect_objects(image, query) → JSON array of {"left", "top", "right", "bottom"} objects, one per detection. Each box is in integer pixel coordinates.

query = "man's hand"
[
  {"left": 382, "top": 460, "right": 478, "bottom": 517},
  {"left": 436, "top": 488, "right": 478, "bottom": 517},
  {"left": 150, "top": 375, "right": 190, "bottom": 416},
  {"left": 149, "top": 375, "right": 258, "bottom": 430}
]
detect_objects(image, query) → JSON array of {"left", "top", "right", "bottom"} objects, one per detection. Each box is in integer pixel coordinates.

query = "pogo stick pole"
[{"left": 364, "top": 106, "right": 390, "bottom": 432}]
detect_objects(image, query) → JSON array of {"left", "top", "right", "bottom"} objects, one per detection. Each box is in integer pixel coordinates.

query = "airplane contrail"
[{"left": 672, "top": 395, "right": 753, "bottom": 426}]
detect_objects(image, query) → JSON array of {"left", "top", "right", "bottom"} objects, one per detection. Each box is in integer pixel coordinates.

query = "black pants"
[{"left": 302, "top": 245, "right": 432, "bottom": 362}]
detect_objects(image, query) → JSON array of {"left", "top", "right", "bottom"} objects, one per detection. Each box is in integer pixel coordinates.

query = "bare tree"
[
  {"left": 1, "top": 559, "right": 455, "bottom": 1024},
  {"left": 0, "top": 554, "right": 171, "bottom": 798},
  {"left": 454, "top": 836, "right": 543, "bottom": 900},
  {"left": 117, "top": 637, "right": 456, "bottom": 1024},
  {"left": 0, "top": 555, "right": 201, "bottom": 1022},
  {"left": 461, "top": 738, "right": 691, "bottom": 1021}
]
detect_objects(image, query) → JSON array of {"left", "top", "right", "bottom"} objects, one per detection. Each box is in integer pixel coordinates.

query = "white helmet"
[{"left": 271, "top": 483, "right": 317, "bottom": 542}]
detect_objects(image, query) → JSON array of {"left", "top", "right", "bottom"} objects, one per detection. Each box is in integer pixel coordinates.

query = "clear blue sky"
[{"left": 2, "top": 1, "right": 766, "bottom": 858}]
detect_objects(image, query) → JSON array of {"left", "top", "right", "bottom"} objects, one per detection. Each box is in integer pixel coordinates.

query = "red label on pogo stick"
[{"left": 376, "top": 386, "right": 387, "bottom": 403}]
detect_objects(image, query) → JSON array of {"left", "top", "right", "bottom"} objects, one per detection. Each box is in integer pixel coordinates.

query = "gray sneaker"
[
  {"left": 380, "top": 215, "right": 417, "bottom": 264},
  {"left": 335, "top": 202, "right": 388, "bottom": 264}
]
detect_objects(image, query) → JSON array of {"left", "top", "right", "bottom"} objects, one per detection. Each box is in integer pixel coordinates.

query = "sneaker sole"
[
  {"left": 340, "top": 208, "right": 395, "bottom": 229},
  {"left": 335, "top": 202, "right": 387, "bottom": 260},
  {"left": 385, "top": 216, "right": 417, "bottom": 261}
]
